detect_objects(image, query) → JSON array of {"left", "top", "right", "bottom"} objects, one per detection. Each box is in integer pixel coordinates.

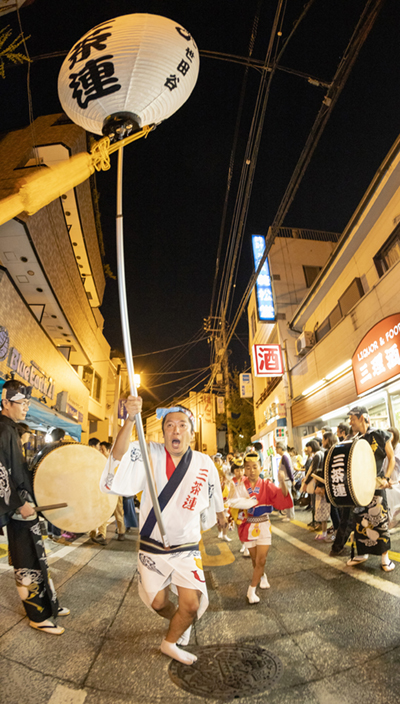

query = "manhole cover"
[{"left": 169, "top": 643, "right": 283, "bottom": 700}]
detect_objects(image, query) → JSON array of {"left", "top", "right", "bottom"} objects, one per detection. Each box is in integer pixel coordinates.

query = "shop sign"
[
  {"left": 275, "top": 427, "right": 286, "bottom": 440},
  {"left": 201, "top": 393, "right": 213, "bottom": 423},
  {"left": 7, "top": 347, "right": 55, "bottom": 400},
  {"left": 352, "top": 313, "right": 400, "bottom": 394},
  {"left": 251, "top": 235, "right": 276, "bottom": 321},
  {"left": 216, "top": 396, "right": 225, "bottom": 414},
  {"left": 265, "top": 402, "right": 286, "bottom": 421},
  {"left": 239, "top": 373, "right": 253, "bottom": 398},
  {"left": 252, "top": 344, "right": 283, "bottom": 377}
]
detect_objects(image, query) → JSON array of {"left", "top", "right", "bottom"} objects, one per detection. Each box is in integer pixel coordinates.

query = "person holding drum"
[
  {"left": 0, "top": 380, "right": 69, "bottom": 635},
  {"left": 346, "top": 406, "right": 395, "bottom": 571},
  {"left": 100, "top": 396, "right": 226, "bottom": 666}
]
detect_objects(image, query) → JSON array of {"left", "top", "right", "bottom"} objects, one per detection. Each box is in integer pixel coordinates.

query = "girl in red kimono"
[{"left": 238, "top": 452, "right": 293, "bottom": 604}]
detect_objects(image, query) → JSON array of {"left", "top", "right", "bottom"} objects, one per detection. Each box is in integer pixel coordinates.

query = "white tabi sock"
[
  {"left": 247, "top": 586, "right": 260, "bottom": 604},
  {"left": 160, "top": 639, "right": 197, "bottom": 665},
  {"left": 382, "top": 554, "right": 390, "bottom": 566},
  {"left": 259, "top": 573, "right": 270, "bottom": 589},
  {"left": 177, "top": 625, "right": 192, "bottom": 646}
]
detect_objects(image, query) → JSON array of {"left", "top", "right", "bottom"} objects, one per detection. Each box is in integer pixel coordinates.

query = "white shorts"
[
  {"left": 244, "top": 520, "right": 272, "bottom": 548},
  {"left": 137, "top": 548, "right": 209, "bottom": 619}
]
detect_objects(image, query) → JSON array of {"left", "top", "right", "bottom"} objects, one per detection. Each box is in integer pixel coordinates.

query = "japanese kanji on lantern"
[
  {"left": 352, "top": 313, "right": 400, "bottom": 395},
  {"left": 57, "top": 13, "right": 200, "bottom": 137}
]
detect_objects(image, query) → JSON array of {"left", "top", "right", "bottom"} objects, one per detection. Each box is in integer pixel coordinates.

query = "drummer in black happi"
[
  {"left": 346, "top": 405, "right": 395, "bottom": 572},
  {"left": 0, "top": 380, "right": 69, "bottom": 634}
]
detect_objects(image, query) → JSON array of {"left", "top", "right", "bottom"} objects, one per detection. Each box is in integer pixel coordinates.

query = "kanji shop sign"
[
  {"left": 251, "top": 235, "right": 276, "bottom": 321},
  {"left": 252, "top": 344, "right": 283, "bottom": 377},
  {"left": 58, "top": 14, "right": 200, "bottom": 135},
  {"left": 352, "top": 314, "right": 400, "bottom": 394}
]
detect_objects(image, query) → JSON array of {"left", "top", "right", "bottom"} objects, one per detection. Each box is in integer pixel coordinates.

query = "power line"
[{"left": 224, "top": 0, "right": 385, "bottom": 352}]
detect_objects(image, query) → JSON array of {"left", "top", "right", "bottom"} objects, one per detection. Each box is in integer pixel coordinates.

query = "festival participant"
[
  {"left": 100, "top": 396, "right": 226, "bottom": 665},
  {"left": 382, "top": 427, "right": 400, "bottom": 528},
  {"left": 238, "top": 451, "right": 293, "bottom": 604},
  {"left": 313, "top": 432, "right": 338, "bottom": 542},
  {"left": 0, "top": 380, "right": 69, "bottom": 635},
  {"left": 275, "top": 442, "right": 295, "bottom": 522},
  {"left": 227, "top": 457, "right": 250, "bottom": 557},
  {"left": 346, "top": 406, "right": 395, "bottom": 571}
]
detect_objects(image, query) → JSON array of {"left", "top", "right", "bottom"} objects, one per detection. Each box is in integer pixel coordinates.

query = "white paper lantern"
[{"left": 58, "top": 13, "right": 200, "bottom": 137}]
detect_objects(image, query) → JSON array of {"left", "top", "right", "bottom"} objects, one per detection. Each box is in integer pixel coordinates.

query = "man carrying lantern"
[{"left": 100, "top": 395, "right": 226, "bottom": 665}]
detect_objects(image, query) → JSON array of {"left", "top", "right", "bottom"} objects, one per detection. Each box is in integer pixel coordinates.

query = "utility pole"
[
  {"left": 204, "top": 315, "right": 233, "bottom": 453},
  {"left": 221, "top": 316, "right": 234, "bottom": 453}
]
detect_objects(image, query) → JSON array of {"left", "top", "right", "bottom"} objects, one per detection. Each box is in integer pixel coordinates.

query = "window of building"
[
  {"left": 329, "top": 304, "right": 342, "bottom": 328},
  {"left": 374, "top": 223, "right": 400, "bottom": 277},
  {"left": 82, "top": 365, "right": 93, "bottom": 392},
  {"left": 82, "top": 365, "right": 102, "bottom": 402},
  {"left": 303, "top": 265, "right": 322, "bottom": 288},
  {"left": 315, "top": 316, "right": 330, "bottom": 342},
  {"left": 92, "top": 372, "right": 102, "bottom": 402},
  {"left": 338, "top": 278, "right": 364, "bottom": 316}
]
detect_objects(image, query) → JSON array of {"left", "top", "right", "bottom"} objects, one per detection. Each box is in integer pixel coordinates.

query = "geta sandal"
[
  {"left": 29, "top": 620, "right": 65, "bottom": 635},
  {"left": 381, "top": 560, "right": 395, "bottom": 572}
]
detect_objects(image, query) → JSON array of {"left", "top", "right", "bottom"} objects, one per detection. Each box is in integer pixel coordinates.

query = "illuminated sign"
[
  {"left": 252, "top": 344, "right": 283, "bottom": 377},
  {"left": 239, "top": 373, "right": 253, "bottom": 398},
  {"left": 251, "top": 235, "right": 275, "bottom": 321},
  {"left": 7, "top": 347, "right": 55, "bottom": 400},
  {"left": 352, "top": 314, "right": 400, "bottom": 394}
]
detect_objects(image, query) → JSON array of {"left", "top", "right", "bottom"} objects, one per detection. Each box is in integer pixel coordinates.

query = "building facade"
[
  {"left": 248, "top": 228, "right": 340, "bottom": 456},
  {"left": 0, "top": 114, "right": 119, "bottom": 444},
  {"left": 248, "top": 134, "right": 400, "bottom": 453}
]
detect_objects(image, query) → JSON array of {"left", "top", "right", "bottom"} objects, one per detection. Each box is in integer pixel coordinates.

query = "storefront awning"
[{"left": 25, "top": 399, "right": 82, "bottom": 441}]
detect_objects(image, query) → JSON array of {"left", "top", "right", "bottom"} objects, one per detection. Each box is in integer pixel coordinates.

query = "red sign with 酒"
[
  {"left": 252, "top": 344, "right": 284, "bottom": 377},
  {"left": 352, "top": 313, "right": 400, "bottom": 394}
]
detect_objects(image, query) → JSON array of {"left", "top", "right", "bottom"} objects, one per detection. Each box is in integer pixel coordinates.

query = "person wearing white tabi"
[
  {"left": 100, "top": 396, "right": 226, "bottom": 665},
  {"left": 346, "top": 406, "right": 395, "bottom": 572}
]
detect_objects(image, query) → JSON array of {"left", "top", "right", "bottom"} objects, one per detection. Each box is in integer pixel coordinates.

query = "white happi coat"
[{"left": 100, "top": 442, "right": 224, "bottom": 617}]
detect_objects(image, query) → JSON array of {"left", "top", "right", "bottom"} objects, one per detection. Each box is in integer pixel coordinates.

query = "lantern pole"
[{"left": 115, "top": 146, "right": 170, "bottom": 548}]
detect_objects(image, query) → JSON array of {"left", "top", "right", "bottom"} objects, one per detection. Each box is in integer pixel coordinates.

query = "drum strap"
[{"left": 140, "top": 447, "right": 193, "bottom": 538}]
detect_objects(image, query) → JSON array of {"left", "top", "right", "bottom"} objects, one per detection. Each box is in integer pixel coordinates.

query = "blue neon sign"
[{"left": 251, "top": 235, "right": 276, "bottom": 321}]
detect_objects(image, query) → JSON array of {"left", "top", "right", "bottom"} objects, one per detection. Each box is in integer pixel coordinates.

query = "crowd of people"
[{"left": 1, "top": 379, "right": 400, "bottom": 666}]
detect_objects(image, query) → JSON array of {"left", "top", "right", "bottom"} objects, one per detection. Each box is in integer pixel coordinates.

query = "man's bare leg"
[
  {"left": 152, "top": 587, "right": 176, "bottom": 620},
  {"left": 159, "top": 586, "right": 200, "bottom": 665}
]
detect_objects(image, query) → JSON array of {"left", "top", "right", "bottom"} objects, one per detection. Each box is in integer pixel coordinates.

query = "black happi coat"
[{"left": 0, "top": 414, "right": 34, "bottom": 525}]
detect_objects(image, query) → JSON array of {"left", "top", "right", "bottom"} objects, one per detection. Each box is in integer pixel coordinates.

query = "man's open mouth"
[{"left": 172, "top": 439, "right": 180, "bottom": 447}]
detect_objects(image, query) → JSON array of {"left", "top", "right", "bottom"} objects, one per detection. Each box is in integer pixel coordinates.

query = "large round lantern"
[{"left": 58, "top": 13, "right": 200, "bottom": 137}]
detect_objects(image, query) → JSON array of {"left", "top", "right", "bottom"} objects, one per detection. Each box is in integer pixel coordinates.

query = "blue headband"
[{"left": 156, "top": 406, "right": 195, "bottom": 425}]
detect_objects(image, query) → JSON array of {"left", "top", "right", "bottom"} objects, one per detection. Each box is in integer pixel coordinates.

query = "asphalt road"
[{"left": 1, "top": 507, "right": 400, "bottom": 704}]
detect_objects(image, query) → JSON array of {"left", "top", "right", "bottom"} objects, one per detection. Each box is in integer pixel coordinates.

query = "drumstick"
[
  {"left": 35, "top": 503, "right": 68, "bottom": 512},
  {"left": 311, "top": 473, "right": 325, "bottom": 485}
]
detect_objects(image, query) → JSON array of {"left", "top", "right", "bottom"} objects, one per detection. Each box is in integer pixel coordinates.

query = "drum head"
[
  {"left": 33, "top": 443, "right": 118, "bottom": 532},
  {"left": 349, "top": 438, "right": 376, "bottom": 506}
]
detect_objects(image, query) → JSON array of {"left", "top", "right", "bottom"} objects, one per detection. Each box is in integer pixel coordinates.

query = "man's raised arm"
[{"left": 112, "top": 396, "right": 143, "bottom": 461}]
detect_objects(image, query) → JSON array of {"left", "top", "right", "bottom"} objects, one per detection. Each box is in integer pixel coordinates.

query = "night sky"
[{"left": 1, "top": 0, "right": 400, "bottom": 405}]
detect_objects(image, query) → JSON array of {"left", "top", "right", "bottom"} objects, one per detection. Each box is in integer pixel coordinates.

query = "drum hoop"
[
  {"left": 347, "top": 440, "right": 358, "bottom": 505},
  {"left": 324, "top": 444, "right": 336, "bottom": 506},
  {"left": 31, "top": 441, "right": 80, "bottom": 485},
  {"left": 325, "top": 438, "right": 362, "bottom": 507}
]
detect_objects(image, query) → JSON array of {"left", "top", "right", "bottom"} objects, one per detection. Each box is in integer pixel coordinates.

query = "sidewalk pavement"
[{"left": 1, "top": 511, "right": 400, "bottom": 704}]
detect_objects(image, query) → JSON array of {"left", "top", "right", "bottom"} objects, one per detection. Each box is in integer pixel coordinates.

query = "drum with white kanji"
[{"left": 324, "top": 438, "right": 376, "bottom": 508}]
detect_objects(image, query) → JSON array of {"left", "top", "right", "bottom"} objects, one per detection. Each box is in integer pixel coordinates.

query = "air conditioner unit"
[{"left": 295, "top": 331, "right": 315, "bottom": 356}]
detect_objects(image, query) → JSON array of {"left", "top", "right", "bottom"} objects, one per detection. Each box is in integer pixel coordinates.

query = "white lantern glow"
[{"left": 57, "top": 13, "right": 200, "bottom": 137}]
